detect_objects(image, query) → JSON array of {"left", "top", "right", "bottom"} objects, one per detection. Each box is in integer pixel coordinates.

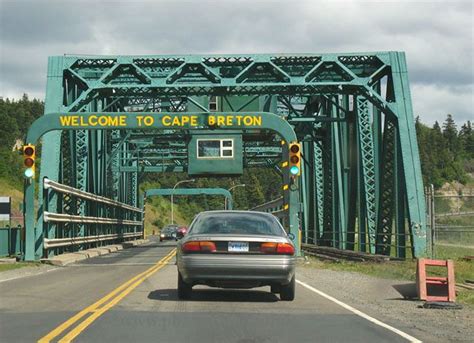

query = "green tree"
[
  {"left": 460, "top": 121, "right": 474, "bottom": 157},
  {"left": 442, "top": 114, "right": 461, "bottom": 153}
]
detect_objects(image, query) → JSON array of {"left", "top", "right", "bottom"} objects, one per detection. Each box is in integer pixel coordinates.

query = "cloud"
[
  {"left": 0, "top": 1, "right": 95, "bottom": 45},
  {"left": 0, "top": 0, "right": 472, "bottom": 124},
  {"left": 411, "top": 83, "right": 474, "bottom": 124}
]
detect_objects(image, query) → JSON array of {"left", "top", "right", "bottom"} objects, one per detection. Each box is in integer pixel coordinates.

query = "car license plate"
[{"left": 228, "top": 241, "right": 249, "bottom": 252}]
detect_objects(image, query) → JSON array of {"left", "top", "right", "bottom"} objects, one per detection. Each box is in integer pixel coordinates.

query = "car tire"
[
  {"left": 160, "top": 238, "right": 163, "bottom": 242},
  {"left": 270, "top": 285, "right": 281, "bottom": 294},
  {"left": 177, "top": 272, "right": 192, "bottom": 300},
  {"left": 280, "top": 275, "right": 295, "bottom": 301}
]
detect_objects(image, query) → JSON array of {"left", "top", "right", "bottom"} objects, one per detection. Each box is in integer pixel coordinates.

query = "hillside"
[
  {"left": 0, "top": 176, "right": 191, "bottom": 235},
  {"left": 0, "top": 178, "right": 24, "bottom": 227},
  {"left": 143, "top": 193, "right": 192, "bottom": 235}
]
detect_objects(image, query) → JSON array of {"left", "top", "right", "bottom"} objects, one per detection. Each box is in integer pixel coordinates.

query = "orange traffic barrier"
[{"left": 416, "top": 258, "right": 456, "bottom": 302}]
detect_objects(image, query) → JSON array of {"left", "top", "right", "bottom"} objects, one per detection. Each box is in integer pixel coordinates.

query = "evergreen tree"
[
  {"left": 244, "top": 173, "right": 265, "bottom": 208},
  {"left": 460, "top": 121, "right": 474, "bottom": 157},
  {"left": 442, "top": 114, "right": 460, "bottom": 153}
]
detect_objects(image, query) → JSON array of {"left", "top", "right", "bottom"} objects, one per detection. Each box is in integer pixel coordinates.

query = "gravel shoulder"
[{"left": 297, "top": 260, "right": 473, "bottom": 343}]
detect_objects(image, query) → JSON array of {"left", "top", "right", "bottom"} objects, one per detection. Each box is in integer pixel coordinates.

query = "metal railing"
[
  {"left": 426, "top": 185, "right": 474, "bottom": 258},
  {"left": 43, "top": 212, "right": 142, "bottom": 226},
  {"left": 43, "top": 178, "right": 143, "bottom": 255},
  {"left": 252, "top": 197, "right": 285, "bottom": 216},
  {"left": 44, "top": 232, "right": 142, "bottom": 249},
  {"left": 44, "top": 178, "right": 142, "bottom": 213}
]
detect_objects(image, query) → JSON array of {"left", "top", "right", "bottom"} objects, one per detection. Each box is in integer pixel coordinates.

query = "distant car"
[
  {"left": 176, "top": 226, "right": 188, "bottom": 239},
  {"left": 176, "top": 210, "right": 296, "bottom": 301},
  {"left": 160, "top": 224, "right": 179, "bottom": 242}
]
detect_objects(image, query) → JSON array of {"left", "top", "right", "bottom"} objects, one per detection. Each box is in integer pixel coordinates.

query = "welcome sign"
[{"left": 58, "top": 114, "right": 263, "bottom": 128}]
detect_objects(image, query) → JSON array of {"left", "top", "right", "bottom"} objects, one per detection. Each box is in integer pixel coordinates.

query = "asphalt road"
[{"left": 0, "top": 238, "right": 418, "bottom": 343}]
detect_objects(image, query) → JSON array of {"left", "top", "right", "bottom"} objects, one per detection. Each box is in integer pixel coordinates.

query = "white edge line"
[{"left": 296, "top": 279, "right": 422, "bottom": 343}]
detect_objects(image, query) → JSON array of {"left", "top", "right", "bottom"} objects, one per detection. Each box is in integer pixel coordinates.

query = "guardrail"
[
  {"left": 43, "top": 212, "right": 142, "bottom": 226},
  {"left": 252, "top": 197, "right": 286, "bottom": 224},
  {"left": 44, "top": 178, "right": 142, "bottom": 213},
  {"left": 252, "top": 197, "right": 284, "bottom": 213},
  {"left": 435, "top": 211, "right": 474, "bottom": 218},
  {"left": 44, "top": 232, "right": 142, "bottom": 249},
  {"left": 42, "top": 178, "right": 143, "bottom": 255}
]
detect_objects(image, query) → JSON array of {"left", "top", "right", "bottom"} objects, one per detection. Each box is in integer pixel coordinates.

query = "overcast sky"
[{"left": 0, "top": 0, "right": 472, "bottom": 124}]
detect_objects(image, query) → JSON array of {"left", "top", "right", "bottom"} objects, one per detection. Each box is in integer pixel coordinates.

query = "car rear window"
[
  {"left": 189, "top": 212, "right": 285, "bottom": 236},
  {"left": 163, "top": 226, "right": 177, "bottom": 233}
]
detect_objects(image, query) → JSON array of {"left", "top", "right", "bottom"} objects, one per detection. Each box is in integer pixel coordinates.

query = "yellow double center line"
[{"left": 38, "top": 248, "right": 176, "bottom": 343}]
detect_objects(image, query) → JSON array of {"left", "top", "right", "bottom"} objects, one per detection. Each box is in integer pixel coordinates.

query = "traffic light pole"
[{"left": 23, "top": 179, "right": 36, "bottom": 260}]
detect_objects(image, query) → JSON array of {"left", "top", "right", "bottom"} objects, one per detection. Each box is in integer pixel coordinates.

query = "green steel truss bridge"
[{"left": 22, "top": 52, "right": 426, "bottom": 261}]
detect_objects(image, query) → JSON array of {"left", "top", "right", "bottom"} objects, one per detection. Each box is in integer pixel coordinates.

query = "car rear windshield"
[{"left": 189, "top": 212, "right": 285, "bottom": 236}]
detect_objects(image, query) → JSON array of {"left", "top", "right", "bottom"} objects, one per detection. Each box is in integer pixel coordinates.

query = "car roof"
[{"left": 195, "top": 210, "right": 275, "bottom": 218}]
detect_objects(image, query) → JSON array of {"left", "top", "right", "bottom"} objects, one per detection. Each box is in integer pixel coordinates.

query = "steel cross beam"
[{"left": 58, "top": 53, "right": 393, "bottom": 112}]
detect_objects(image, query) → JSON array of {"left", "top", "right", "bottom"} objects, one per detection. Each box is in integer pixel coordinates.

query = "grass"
[
  {"left": 0, "top": 262, "right": 41, "bottom": 273},
  {"left": 143, "top": 196, "right": 189, "bottom": 236},
  {"left": 0, "top": 178, "right": 24, "bottom": 227},
  {"left": 303, "top": 246, "right": 474, "bottom": 307}
]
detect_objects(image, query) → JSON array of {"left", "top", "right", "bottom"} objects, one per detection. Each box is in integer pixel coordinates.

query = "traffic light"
[
  {"left": 22, "top": 144, "right": 35, "bottom": 178},
  {"left": 289, "top": 142, "right": 301, "bottom": 176}
]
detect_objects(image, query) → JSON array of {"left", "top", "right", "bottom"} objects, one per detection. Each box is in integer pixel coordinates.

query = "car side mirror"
[{"left": 176, "top": 231, "right": 185, "bottom": 239}]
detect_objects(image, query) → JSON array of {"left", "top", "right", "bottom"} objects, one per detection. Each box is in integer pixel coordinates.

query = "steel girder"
[
  {"left": 356, "top": 97, "right": 377, "bottom": 253},
  {"left": 24, "top": 52, "right": 426, "bottom": 260}
]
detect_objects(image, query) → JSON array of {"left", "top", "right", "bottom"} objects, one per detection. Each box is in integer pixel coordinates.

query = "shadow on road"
[{"left": 148, "top": 288, "right": 280, "bottom": 302}]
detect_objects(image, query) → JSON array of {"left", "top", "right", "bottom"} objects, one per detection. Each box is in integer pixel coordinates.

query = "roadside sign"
[{"left": 0, "top": 197, "right": 11, "bottom": 221}]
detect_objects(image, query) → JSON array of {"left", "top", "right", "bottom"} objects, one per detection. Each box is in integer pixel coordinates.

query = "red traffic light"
[
  {"left": 24, "top": 158, "right": 34, "bottom": 167},
  {"left": 290, "top": 156, "right": 300, "bottom": 164},
  {"left": 290, "top": 144, "right": 300, "bottom": 154},
  {"left": 24, "top": 146, "right": 35, "bottom": 156}
]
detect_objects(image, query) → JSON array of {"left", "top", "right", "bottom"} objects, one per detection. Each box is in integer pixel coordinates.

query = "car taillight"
[
  {"left": 260, "top": 242, "right": 294, "bottom": 255},
  {"left": 260, "top": 242, "right": 277, "bottom": 253},
  {"left": 182, "top": 241, "right": 200, "bottom": 252},
  {"left": 182, "top": 241, "right": 216, "bottom": 253},
  {"left": 276, "top": 243, "right": 294, "bottom": 255},
  {"left": 199, "top": 241, "right": 216, "bottom": 252}
]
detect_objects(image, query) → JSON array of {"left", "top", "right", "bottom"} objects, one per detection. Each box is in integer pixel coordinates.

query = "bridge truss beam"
[{"left": 23, "top": 52, "right": 426, "bottom": 260}]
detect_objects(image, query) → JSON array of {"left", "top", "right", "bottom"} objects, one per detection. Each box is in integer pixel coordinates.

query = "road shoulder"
[
  {"left": 0, "top": 263, "right": 58, "bottom": 283},
  {"left": 298, "top": 261, "right": 474, "bottom": 342}
]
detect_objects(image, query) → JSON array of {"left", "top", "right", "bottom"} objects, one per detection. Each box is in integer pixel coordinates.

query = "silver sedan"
[{"left": 176, "top": 210, "right": 296, "bottom": 301}]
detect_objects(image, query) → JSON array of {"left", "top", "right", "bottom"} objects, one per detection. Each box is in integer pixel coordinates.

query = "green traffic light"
[
  {"left": 290, "top": 166, "right": 299, "bottom": 175},
  {"left": 24, "top": 168, "right": 34, "bottom": 178}
]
